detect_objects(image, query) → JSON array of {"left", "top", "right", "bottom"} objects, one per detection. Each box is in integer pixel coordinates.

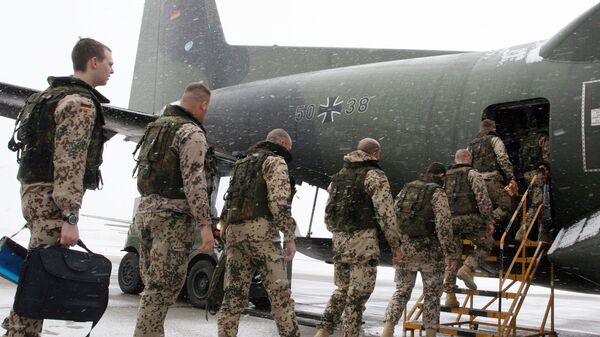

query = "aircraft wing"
[{"left": 0, "top": 81, "right": 153, "bottom": 143}]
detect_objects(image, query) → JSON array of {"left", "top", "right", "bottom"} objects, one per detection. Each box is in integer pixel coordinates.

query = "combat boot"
[
  {"left": 444, "top": 292, "right": 459, "bottom": 307},
  {"left": 313, "top": 328, "right": 330, "bottom": 337},
  {"left": 425, "top": 328, "right": 437, "bottom": 337},
  {"left": 381, "top": 321, "right": 395, "bottom": 337},
  {"left": 457, "top": 265, "right": 477, "bottom": 290},
  {"left": 515, "top": 225, "right": 527, "bottom": 241}
]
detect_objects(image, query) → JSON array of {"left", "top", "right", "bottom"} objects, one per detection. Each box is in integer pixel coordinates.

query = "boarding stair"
[{"left": 403, "top": 171, "right": 556, "bottom": 337}]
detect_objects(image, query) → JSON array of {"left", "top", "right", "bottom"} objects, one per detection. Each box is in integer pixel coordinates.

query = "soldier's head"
[
  {"left": 455, "top": 149, "right": 472, "bottom": 165},
  {"left": 426, "top": 162, "right": 447, "bottom": 178},
  {"left": 180, "top": 82, "right": 211, "bottom": 122},
  {"left": 266, "top": 128, "right": 293, "bottom": 151},
  {"left": 480, "top": 119, "right": 496, "bottom": 132},
  {"left": 357, "top": 138, "right": 381, "bottom": 160},
  {"left": 72, "top": 38, "right": 113, "bottom": 88}
]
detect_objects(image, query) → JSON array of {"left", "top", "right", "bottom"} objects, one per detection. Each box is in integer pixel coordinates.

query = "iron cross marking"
[{"left": 318, "top": 96, "right": 343, "bottom": 123}]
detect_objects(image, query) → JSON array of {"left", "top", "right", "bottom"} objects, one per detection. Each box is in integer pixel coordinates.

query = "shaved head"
[
  {"left": 181, "top": 82, "right": 211, "bottom": 104},
  {"left": 455, "top": 149, "right": 472, "bottom": 165},
  {"left": 267, "top": 128, "right": 292, "bottom": 151},
  {"left": 357, "top": 138, "right": 381, "bottom": 155},
  {"left": 480, "top": 119, "right": 496, "bottom": 132}
]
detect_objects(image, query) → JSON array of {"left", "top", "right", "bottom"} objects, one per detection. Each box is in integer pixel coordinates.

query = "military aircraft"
[{"left": 1, "top": 0, "right": 599, "bottom": 295}]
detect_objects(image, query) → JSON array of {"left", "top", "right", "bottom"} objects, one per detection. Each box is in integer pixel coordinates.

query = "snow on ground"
[{"left": 2, "top": 218, "right": 599, "bottom": 336}]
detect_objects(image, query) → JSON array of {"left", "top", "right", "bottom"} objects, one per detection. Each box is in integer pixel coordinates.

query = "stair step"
[
  {"left": 463, "top": 239, "right": 540, "bottom": 248},
  {"left": 471, "top": 271, "right": 526, "bottom": 281},
  {"left": 454, "top": 288, "right": 518, "bottom": 299},
  {"left": 417, "top": 303, "right": 510, "bottom": 319},
  {"left": 404, "top": 321, "right": 498, "bottom": 337}
]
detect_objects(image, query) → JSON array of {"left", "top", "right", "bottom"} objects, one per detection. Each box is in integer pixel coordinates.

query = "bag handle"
[
  {"left": 8, "top": 224, "right": 27, "bottom": 239},
  {"left": 76, "top": 240, "right": 94, "bottom": 254}
]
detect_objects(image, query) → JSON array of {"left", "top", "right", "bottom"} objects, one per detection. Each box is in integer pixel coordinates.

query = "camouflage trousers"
[
  {"left": 483, "top": 172, "right": 513, "bottom": 223},
  {"left": 218, "top": 240, "right": 299, "bottom": 337},
  {"left": 443, "top": 215, "right": 493, "bottom": 292},
  {"left": 3, "top": 184, "right": 63, "bottom": 337},
  {"left": 523, "top": 170, "right": 544, "bottom": 227},
  {"left": 133, "top": 211, "right": 194, "bottom": 337},
  {"left": 317, "top": 259, "right": 378, "bottom": 337},
  {"left": 384, "top": 267, "right": 444, "bottom": 330}
]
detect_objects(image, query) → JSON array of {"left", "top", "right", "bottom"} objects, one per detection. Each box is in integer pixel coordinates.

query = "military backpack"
[
  {"left": 395, "top": 176, "right": 440, "bottom": 238},
  {"left": 469, "top": 130, "right": 500, "bottom": 173},
  {"left": 519, "top": 131, "right": 547, "bottom": 172},
  {"left": 325, "top": 161, "right": 380, "bottom": 233},
  {"left": 445, "top": 165, "right": 479, "bottom": 216},
  {"left": 7, "top": 77, "right": 107, "bottom": 190}
]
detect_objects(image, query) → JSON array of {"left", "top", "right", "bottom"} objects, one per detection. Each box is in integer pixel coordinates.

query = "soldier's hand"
[
  {"left": 509, "top": 179, "right": 519, "bottom": 195},
  {"left": 487, "top": 223, "right": 495, "bottom": 237},
  {"left": 392, "top": 250, "right": 402, "bottom": 265},
  {"left": 284, "top": 240, "right": 296, "bottom": 262},
  {"left": 197, "top": 225, "right": 216, "bottom": 254},
  {"left": 447, "top": 259, "right": 458, "bottom": 272},
  {"left": 60, "top": 222, "right": 80, "bottom": 246}
]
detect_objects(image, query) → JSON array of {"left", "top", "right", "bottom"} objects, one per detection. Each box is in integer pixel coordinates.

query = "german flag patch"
[{"left": 80, "top": 104, "right": 93, "bottom": 110}]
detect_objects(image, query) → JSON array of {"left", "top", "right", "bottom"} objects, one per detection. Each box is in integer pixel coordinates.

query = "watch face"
[{"left": 68, "top": 215, "right": 79, "bottom": 225}]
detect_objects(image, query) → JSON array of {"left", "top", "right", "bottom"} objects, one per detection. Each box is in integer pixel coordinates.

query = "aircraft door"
[{"left": 582, "top": 80, "right": 600, "bottom": 172}]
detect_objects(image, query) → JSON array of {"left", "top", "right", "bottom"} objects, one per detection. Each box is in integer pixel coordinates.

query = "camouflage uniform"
[
  {"left": 384, "top": 178, "right": 456, "bottom": 331},
  {"left": 468, "top": 131, "right": 515, "bottom": 222},
  {"left": 443, "top": 167, "right": 494, "bottom": 292},
  {"left": 133, "top": 105, "right": 212, "bottom": 337},
  {"left": 219, "top": 141, "right": 299, "bottom": 337},
  {"left": 3, "top": 77, "right": 109, "bottom": 337},
  {"left": 317, "top": 150, "right": 401, "bottom": 337},
  {"left": 520, "top": 132, "right": 550, "bottom": 226}
]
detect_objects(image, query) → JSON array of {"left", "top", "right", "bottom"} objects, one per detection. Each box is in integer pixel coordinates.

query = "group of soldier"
[{"left": 2, "top": 37, "right": 550, "bottom": 337}]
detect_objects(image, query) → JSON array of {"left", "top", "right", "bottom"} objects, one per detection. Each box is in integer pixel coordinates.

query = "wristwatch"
[{"left": 63, "top": 214, "right": 79, "bottom": 225}]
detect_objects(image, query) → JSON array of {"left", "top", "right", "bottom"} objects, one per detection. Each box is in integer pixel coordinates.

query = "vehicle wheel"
[
  {"left": 118, "top": 252, "right": 144, "bottom": 294},
  {"left": 186, "top": 260, "right": 215, "bottom": 308}
]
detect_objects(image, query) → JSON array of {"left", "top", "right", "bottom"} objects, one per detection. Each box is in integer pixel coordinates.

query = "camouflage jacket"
[
  {"left": 395, "top": 189, "right": 456, "bottom": 272},
  {"left": 137, "top": 122, "right": 212, "bottom": 228},
  {"left": 23, "top": 87, "right": 108, "bottom": 218},
  {"left": 467, "top": 169, "right": 494, "bottom": 225},
  {"left": 224, "top": 154, "right": 297, "bottom": 243},
  {"left": 326, "top": 150, "right": 401, "bottom": 261}
]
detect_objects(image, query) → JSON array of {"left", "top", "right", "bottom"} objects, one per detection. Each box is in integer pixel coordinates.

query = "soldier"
[
  {"left": 443, "top": 149, "right": 494, "bottom": 306},
  {"left": 516, "top": 119, "right": 550, "bottom": 241},
  {"left": 314, "top": 138, "right": 402, "bottom": 337},
  {"left": 218, "top": 129, "right": 299, "bottom": 337},
  {"left": 3, "top": 38, "right": 113, "bottom": 337},
  {"left": 382, "top": 163, "right": 458, "bottom": 337},
  {"left": 468, "top": 119, "right": 517, "bottom": 223},
  {"left": 132, "top": 83, "right": 216, "bottom": 337}
]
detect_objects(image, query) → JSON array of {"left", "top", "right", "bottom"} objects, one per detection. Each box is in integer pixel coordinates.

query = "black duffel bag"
[{"left": 13, "top": 240, "right": 111, "bottom": 335}]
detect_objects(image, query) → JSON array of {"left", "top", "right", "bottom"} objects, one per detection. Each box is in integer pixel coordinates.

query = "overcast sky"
[{"left": 0, "top": 1, "right": 598, "bottom": 237}]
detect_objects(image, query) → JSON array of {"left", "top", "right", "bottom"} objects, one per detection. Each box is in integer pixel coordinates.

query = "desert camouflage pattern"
[
  {"left": 384, "top": 188, "right": 455, "bottom": 331},
  {"left": 3, "top": 93, "right": 103, "bottom": 337},
  {"left": 136, "top": 122, "right": 212, "bottom": 227},
  {"left": 444, "top": 170, "right": 494, "bottom": 292},
  {"left": 316, "top": 150, "right": 400, "bottom": 337},
  {"left": 219, "top": 152, "right": 298, "bottom": 337},
  {"left": 384, "top": 268, "right": 444, "bottom": 329},
  {"left": 218, "top": 241, "right": 299, "bottom": 337},
  {"left": 469, "top": 133, "right": 515, "bottom": 222},
  {"left": 317, "top": 230, "right": 379, "bottom": 337},
  {"left": 394, "top": 188, "right": 456, "bottom": 272},
  {"left": 489, "top": 135, "right": 515, "bottom": 180},
  {"left": 524, "top": 133, "right": 550, "bottom": 226},
  {"left": 133, "top": 211, "right": 194, "bottom": 337},
  {"left": 51, "top": 94, "right": 99, "bottom": 215},
  {"left": 223, "top": 155, "right": 296, "bottom": 243}
]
